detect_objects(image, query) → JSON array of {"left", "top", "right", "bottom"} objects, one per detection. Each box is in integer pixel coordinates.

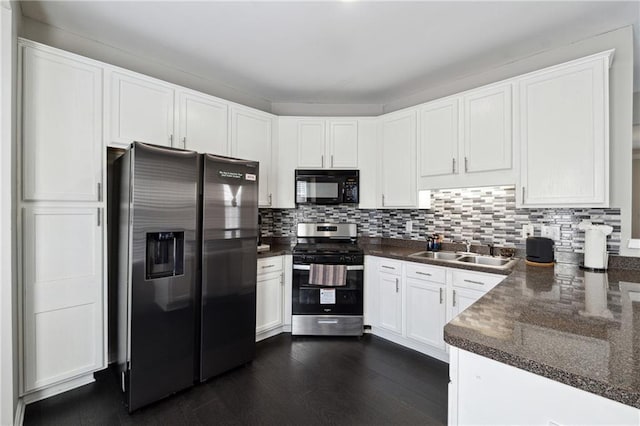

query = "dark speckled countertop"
[
  {"left": 444, "top": 260, "right": 640, "bottom": 409},
  {"left": 256, "top": 244, "right": 293, "bottom": 259}
]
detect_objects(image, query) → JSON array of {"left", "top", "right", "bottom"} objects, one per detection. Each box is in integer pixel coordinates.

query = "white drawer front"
[
  {"left": 452, "top": 269, "right": 504, "bottom": 292},
  {"left": 405, "top": 263, "right": 446, "bottom": 284},
  {"left": 257, "top": 256, "right": 283, "bottom": 274},
  {"left": 378, "top": 258, "right": 402, "bottom": 275}
]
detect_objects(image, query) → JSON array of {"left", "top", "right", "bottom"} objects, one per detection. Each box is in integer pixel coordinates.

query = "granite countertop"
[
  {"left": 444, "top": 260, "right": 640, "bottom": 409},
  {"left": 257, "top": 243, "right": 293, "bottom": 259}
]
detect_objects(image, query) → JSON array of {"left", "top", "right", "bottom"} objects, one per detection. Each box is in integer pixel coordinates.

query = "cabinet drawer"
[
  {"left": 452, "top": 269, "right": 504, "bottom": 292},
  {"left": 257, "top": 256, "right": 283, "bottom": 275},
  {"left": 405, "top": 263, "right": 445, "bottom": 284},
  {"left": 378, "top": 258, "right": 402, "bottom": 275}
]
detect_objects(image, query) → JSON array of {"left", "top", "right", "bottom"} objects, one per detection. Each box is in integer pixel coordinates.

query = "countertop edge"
[{"left": 444, "top": 328, "right": 640, "bottom": 409}]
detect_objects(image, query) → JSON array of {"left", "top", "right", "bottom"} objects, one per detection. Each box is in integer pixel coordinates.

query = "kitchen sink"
[
  {"left": 408, "top": 251, "right": 462, "bottom": 261},
  {"left": 456, "top": 255, "right": 512, "bottom": 267},
  {"left": 408, "top": 250, "right": 517, "bottom": 270}
]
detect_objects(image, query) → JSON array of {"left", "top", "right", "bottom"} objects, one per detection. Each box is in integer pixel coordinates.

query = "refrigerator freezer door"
[
  {"left": 127, "top": 143, "right": 199, "bottom": 412},
  {"left": 200, "top": 154, "right": 258, "bottom": 381}
]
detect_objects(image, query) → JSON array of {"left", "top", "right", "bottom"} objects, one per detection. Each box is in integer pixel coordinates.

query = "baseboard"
[
  {"left": 370, "top": 327, "right": 450, "bottom": 364},
  {"left": 22, "top": 373, "right": 95, "bottom": 405},
  {"left": 14, "top": 398, "right": 25, "bottom": 426},
  {"left": 256, "top": 326, "right": 285, "bottom": 342}
]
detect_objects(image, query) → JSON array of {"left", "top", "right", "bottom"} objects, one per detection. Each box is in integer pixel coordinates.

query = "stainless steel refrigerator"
[{"left": 114, "top": 142, "right": 258, "bottom": 412}]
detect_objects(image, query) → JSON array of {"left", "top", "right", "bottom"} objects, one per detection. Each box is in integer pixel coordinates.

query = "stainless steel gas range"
[{"left": 291, "top": 223, "right": 364, "bottom": 336}]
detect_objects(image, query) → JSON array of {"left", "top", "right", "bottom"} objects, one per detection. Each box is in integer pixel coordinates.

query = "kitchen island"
[{"left": 444, "top": 260, "right": 640, "bottom": 425}]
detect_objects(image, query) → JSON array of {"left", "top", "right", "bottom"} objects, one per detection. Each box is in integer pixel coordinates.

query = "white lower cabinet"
[
  {"left": 405, "top": 278, "right": 446, "bottom": 350},
  {"left": 366, "top": 255, "right": 506, "bottom": 362},
  {"left": 256, "top": 256, "right": 285, "bottom": 340},
  {"left": 22, "top": 206, "right": 105, "bottom": 392},
  {"left": 449, "top": 347, "right": 640, "bottom": 426},
  {"left": 378, "top": 271, "right": 403, "bottom": 335}
]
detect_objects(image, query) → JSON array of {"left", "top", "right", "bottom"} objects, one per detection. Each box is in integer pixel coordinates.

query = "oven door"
[
  {"left": 292, "top": 264, "right": 363, "bottom": 315},
  {"left": 295, "top": 175, "right": 344, "bottom": 205}
]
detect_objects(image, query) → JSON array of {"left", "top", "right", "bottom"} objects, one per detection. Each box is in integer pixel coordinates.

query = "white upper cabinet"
[
  {"left": 380, "top": 109, "right": 417, "bottom": 208},
  {"left": 419, "top": 97, "right": 460, "bottom": 178},
  {"left": 518, "top": 51, "right": 612, "bottom": 207},
  {"left": 21, "top": 46, "right": 103, "bottom": 202},
  {"left": 462, "top": 83, "right": 513, "bottom": 174},
  {"left": 297, "top": 120, "right": 325, "bottom": 168},
  {"left": 231, "top": 106, "right": 275, "bottom": 207},
  {"left": 327, "top": 120, "right": 358, "bottom": 168},
  {"left": 295, "top": 119, "right": 358, "bottom": 169},
  {"left": 108, "top": 71, "right": 175, "bottom": 148},
  {"left": 177, "top": 90, "right": 229, "bottom": 155}
]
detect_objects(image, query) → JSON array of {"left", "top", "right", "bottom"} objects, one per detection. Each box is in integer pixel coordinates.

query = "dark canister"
[{"left": 526, "top": 237, "right": 554, "bottom": 265}]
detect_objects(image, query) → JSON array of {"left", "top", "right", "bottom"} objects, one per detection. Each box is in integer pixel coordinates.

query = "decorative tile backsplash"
[{"left": 260, "top": 186, "right": 621, "bottom": 254}]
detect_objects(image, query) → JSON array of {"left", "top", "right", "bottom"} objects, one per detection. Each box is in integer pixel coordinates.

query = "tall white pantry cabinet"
[{"left": 19, "top": 43, "right": 107, "bottom": 396}]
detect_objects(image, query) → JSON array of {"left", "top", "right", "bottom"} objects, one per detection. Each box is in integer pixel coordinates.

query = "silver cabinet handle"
[
  {"left": 522, "top": 187, "right": 525, "bottom": 204},
  {"left": 452, "top": 158, "right": 456, "bottom": 173},
  {"left": 169, "top": 134, "right": 174, "bottom": 146},
  {"left": 439, "top": 287, "right": 443, "bottom": 304},
  {"left": 453, "top": 290, "right": 457, "bottom": 307},
  {"left": 97, "top": 208, "right": 101, "bottom": 227},
  {"left": 382, "top": 194, "right": 385, "bottom": 206},
  {"left": 182, "top": 136, "right": 187, "bottom": 148},
  {"left": 268, "top": 193, "right": 272, "bottom": 206},
  {"left": 331, "top": 155, "right": 334, "bottom": 167},
  {"left": 97, "top": 182, "right": 102, "bottom": 202},
  {"left": 321, "top": 155, "right": 324, "bottom": 168},
  {"left": 416, "top": 271, "right": 432, "bottom": 277},
  {"left": 464, "top": 156, "right": 468, "bottom": 173},
  {"left": 261, "top": 264, "right": 275, "bottom": 269},
  {"left": 463, "top": 279, "right": 485, "bottom": 286},
  {"left": 381, "top": 265, "right": 395, "bottom": 270},
  {"left": 395, "top": 278, "right": 399, "bottom": 293}
]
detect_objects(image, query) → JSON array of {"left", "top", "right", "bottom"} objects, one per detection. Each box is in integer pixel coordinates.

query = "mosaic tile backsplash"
[{"left": 260, "top": 186, "right": 621, "bottom": 254}]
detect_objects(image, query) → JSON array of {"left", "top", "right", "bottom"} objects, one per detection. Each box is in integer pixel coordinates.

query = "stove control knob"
[{"left": 340, "top": 256, "right": 346, "bottom": 262}]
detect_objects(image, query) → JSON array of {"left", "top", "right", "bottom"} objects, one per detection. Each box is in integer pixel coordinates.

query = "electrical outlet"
[
  {"left": 541, "top": 225, "right": 561, "bottom": 240},
  {"left": 521, "top": 224, "right": 534, "bottom": 239},
  {"left": 406, "top": 221, "right": 413, "bottom": 233}
]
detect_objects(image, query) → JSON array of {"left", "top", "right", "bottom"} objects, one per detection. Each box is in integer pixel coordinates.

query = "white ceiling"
[{"left": 19, "top": 1, "right": 640, "bottom": 106}]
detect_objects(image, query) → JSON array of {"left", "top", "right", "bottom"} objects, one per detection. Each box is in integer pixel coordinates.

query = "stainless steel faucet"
[{"left": 465, "top": 240, "right": 472, "bottom": 253}]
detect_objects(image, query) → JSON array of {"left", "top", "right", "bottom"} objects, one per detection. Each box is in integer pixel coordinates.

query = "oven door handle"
[{"left": 293, "top": 265, "right": 364, "bottom": 271}]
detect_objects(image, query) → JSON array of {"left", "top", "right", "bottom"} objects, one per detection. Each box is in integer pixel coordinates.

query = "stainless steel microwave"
[{"left": 295, "top": 169, "right": 359, "bottom": 205}]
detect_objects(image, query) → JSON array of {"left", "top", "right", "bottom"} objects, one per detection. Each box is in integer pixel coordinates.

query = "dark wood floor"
[{"left": 24, "top": 334, "right": 449, "bottom": 425}]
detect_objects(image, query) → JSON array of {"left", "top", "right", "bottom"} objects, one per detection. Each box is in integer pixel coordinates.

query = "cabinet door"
[
  {"left": 405, "top": 278, "right": 446, "bottom": 350},
  {"left": 22, "top": 46, "right": 103, "bottom": 201},
  {"left": 231, "top": 107, "right": 274, "bottom": 207},
  {"left": 419, "top": 98, "right": 459, "bottom": 177},
  {"left": 109, "top": 71, "right": 175, "bottom": 147},
  {"left": 462, "top": 84, "right": 512, "bottom": 173},
  {"left": 327, "top": 120, "right": 358, "bottom": 168},
  {"left": 380, "top": 110, "right": 417, "bottom": 208},
  {"left": 519, "top": 55, "right": 610, "bottom": 207},
  {"left": 297, "top": 120, "right": 325, "bottom": 168},
  {"left": 178, "top": 91, "right": 228, "bottom": 155},
  {"left": 378, "top": 272, "right": 402, "bottom": 334},
  {"left": 451, "top": 287, "right": 484, "bottom": 319},
  {"left": 22, "top": 206, "right": 104, "bottom": 392},
  {"left": 256, "top": 273, "right": 283, "bottom": 333}
]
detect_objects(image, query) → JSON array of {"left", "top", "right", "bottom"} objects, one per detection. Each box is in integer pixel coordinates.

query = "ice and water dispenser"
[{"left": 146, "top": 231, "right": 184, "bottom": 279}]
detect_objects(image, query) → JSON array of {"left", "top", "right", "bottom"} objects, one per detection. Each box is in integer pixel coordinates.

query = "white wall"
[
  {"left": 271, "top": 102, "right": 382, "bottom": 117},
  {"left": 19, "top": 16, "right": 272, "bottom": 114},
  {"left": 1, "top": 1, "right": 19, "bottom": 424}
]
